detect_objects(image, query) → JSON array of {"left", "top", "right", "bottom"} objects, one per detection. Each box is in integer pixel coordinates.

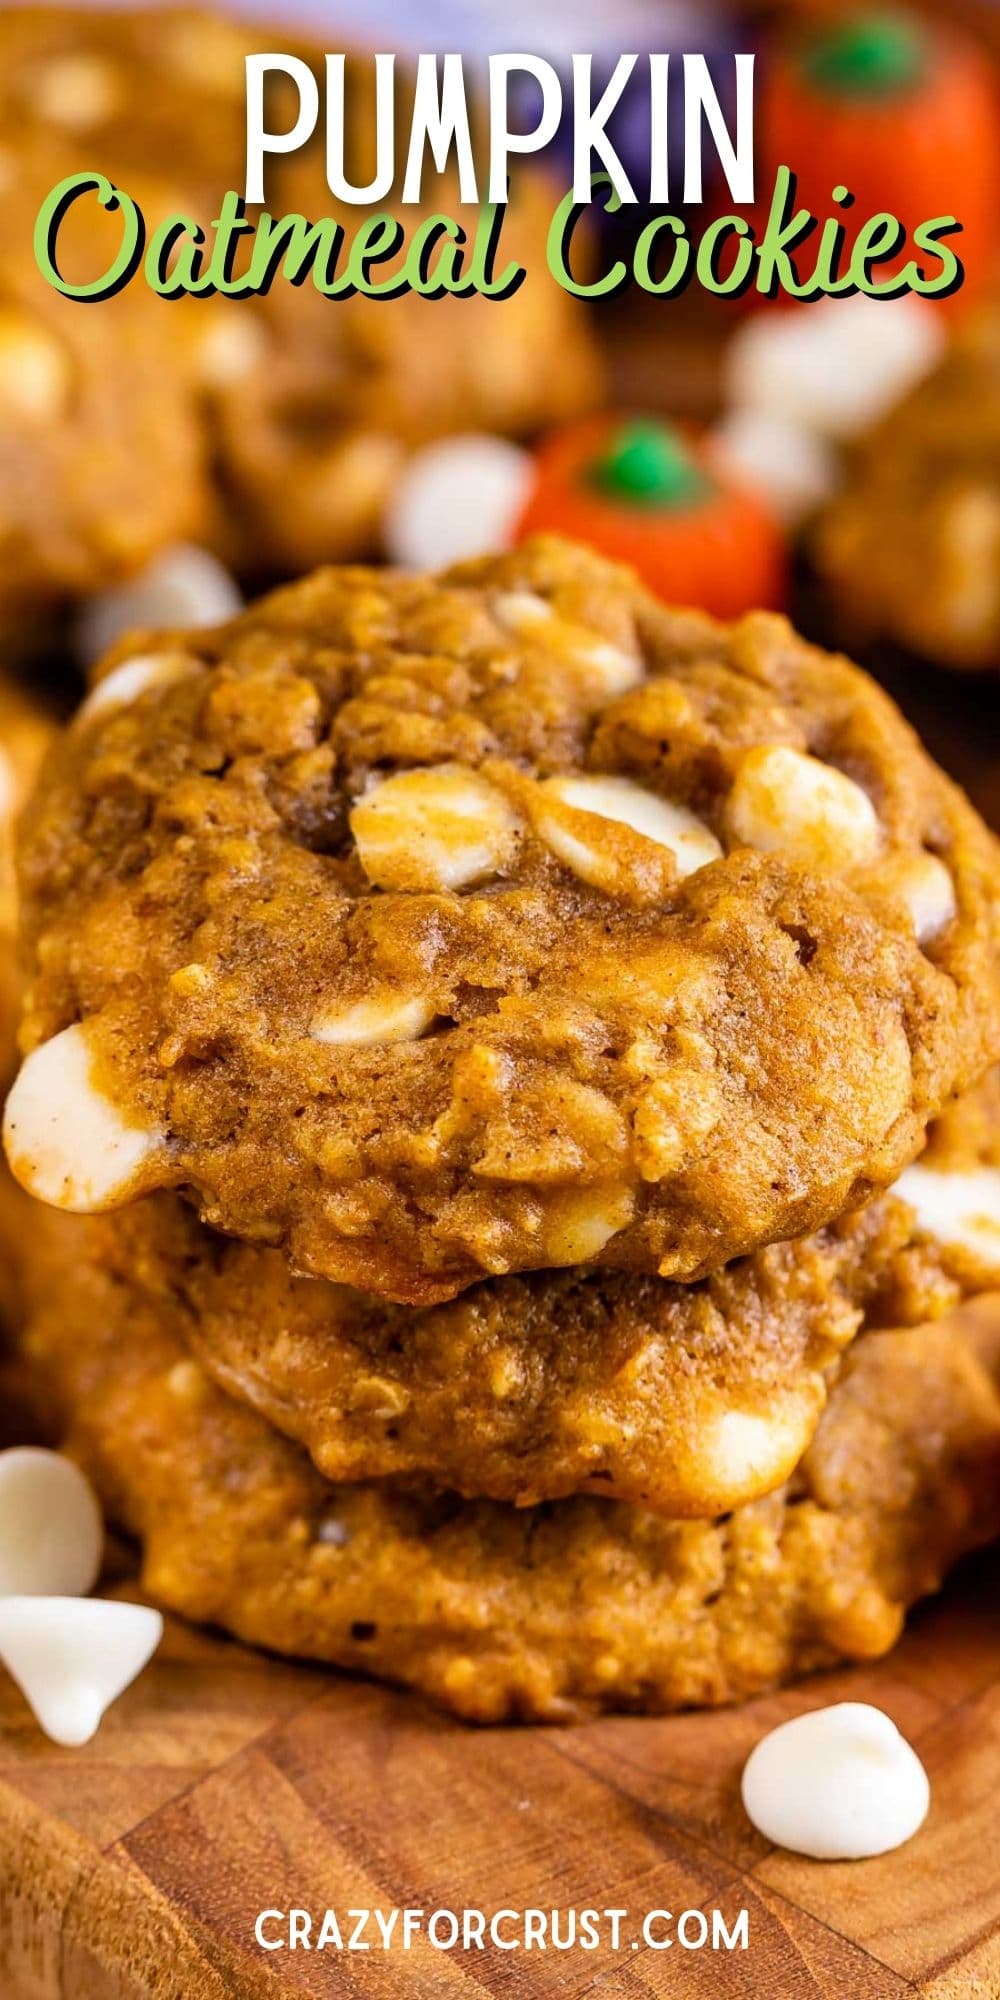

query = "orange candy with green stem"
[
  {"left": 516, "top": 416, "right": 786, "bottom": 618},
  {"left": 758, "top": 8, "right": 1000, "bottom": 304}
]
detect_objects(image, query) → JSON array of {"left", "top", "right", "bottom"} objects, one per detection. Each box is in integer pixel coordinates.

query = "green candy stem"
[
  {"left": 590, "top": 420, "right": 708, "bottom": 510},
  {"left": 803, "top": 10, "right": 926, "bottom": 97}
]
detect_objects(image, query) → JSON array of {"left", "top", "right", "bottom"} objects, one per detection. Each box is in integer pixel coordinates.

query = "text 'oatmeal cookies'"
[{"left": 7, "top": 538, "right": 1000, "bottom": 1302}]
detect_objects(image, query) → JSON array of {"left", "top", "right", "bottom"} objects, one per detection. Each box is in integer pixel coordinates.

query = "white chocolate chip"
[
  {"left": 707, "top": 407, "right": 838, "bottom": 526},
  {"left": 32, "top": 54, "right": 120, "bottom": 130},
  {"left": 0, "top": 310, "right": 70, "bottom": 422},
  {"left": 194, "top": 314, "right": 269, "bottom": 390},
  {"left": 541, "top": 1184, "right": 635, "bottom": 1265},
  {"left": 741, "top": 1703, "right": 929, "bottom": 1859},
  {"left": 893, "top": 1164, "right": 1000, "bottom": 1272},
  {"left": 542, "top": 775, "right": 722, "bottom": 881},
  {"left": 726, "top": 745, "right": 881, "bottom": 872},
  {"left": 315, "top": 1515, "right": 351, "bottom": 1547},
  {"left": 77, "top": 650, "right": 202, "bottom": 722},
  {"left": 312, "top": 993, "right": 437, "bottom": 1047},
  {"left": 3, "top": 1024, "right": 163, "bottom": 1213},
  {"left": 0, "top": 1597, "right": 163, "bottom": 1747},
  {"left": 691, "top": 1406, "right": 812, "bottom": 1511},
  {"left": 724, "top": 294, "right": 945, "bottom": 442},
  {"left": 351, "top": 765, "right": 521, "bottom": 893},
  {"left": 0, "top": 1449, "right": 103, "bottom": 1599},
  {"left": 383, "top": 435, "right": 534, "bottom": 571},
  {"left": 494, "top": 591, "right": 641, "bottom": 697},
  {"left": 76, "top": 545, "right": 242, "bottom": 667},
  {"left": 896, "top": 852, "right": 957, "bottom": 945}
]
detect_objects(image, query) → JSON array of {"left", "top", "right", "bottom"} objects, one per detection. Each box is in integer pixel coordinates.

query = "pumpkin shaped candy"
[
  {"left": 515, "top": 415, "right": 786, "bottom": 616},
  {"left": 757, "top": 7, "right": 1000, "bottom": 304}
]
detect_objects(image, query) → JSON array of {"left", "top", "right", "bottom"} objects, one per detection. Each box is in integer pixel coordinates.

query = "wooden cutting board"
[{"left": 0, "top": 1530, "right": 998, "bottom": 2000}]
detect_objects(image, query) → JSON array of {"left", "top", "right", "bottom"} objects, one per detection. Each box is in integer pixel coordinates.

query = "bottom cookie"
[{"left": 8, "top": 1193, "right": 1000, "bottom": 1723}]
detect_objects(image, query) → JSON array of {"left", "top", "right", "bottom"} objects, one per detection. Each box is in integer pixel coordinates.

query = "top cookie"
[{"left": 7, "top": 537, "right": 1000, "bottom": 1302}]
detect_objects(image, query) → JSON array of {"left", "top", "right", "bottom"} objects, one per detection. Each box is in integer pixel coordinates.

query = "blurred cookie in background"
[
  {"left": 812, "top": 299, "right": 1000, "bottom": 673},
  {"left": 0, "top": 7, "right": 601, "bottom": 653},
  {"left": 196, "top": 166, "right": 601, "bottom": 582},
  {"left": 0, "top": 136, "right": 211, "bottom": 657}
]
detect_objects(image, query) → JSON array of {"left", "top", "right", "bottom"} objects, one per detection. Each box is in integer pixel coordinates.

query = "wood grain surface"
[{"left": 0, "top": 1527, "right": 998, "bottom": 1999}]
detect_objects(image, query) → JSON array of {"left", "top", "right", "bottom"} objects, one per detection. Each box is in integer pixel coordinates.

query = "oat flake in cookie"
[{"left": 9, "top": 538, "right": 1000, "bottom": 1303}]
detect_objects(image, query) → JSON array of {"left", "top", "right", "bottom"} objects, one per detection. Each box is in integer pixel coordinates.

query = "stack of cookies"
[{"left": 3, "top": 536, "right": 1000, "bottom": 1721}]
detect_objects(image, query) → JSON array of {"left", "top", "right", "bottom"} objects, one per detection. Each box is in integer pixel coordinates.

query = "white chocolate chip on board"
[
  {"left": 31, "top": 53, "right": 120, "bottom": 130},
  {"left": 541, "top": 775, "right": 722, "bottom": 883},
  {"left": 893, "top": 1164, "right": 1000, "bottom": 1274},
  {"left": 383, "top": 435, "right": 534, "bottom": 572},
  {"left": 76, "top": 546, "right": 242, "bottom": 667},
  {"left": 77, "top": 650, "right": 203, "bottom": 722},
  {"left": 726, "top": 745, "right": 881, "bottom": 871},
  {"left": 0, "top": 310, "right": 70, "bottom": 422},
  {"left": 741, "top": 1703, "right": 930, "bottom": 1860},
  {"left": 351, "top": 765, "right": 521, "bottom": 892},
  {"left": 3, "top": 1024, "right": 163, "bottom": 1212},
  {"left": 0, "top": 1598, "right": 163, "bottom": 1748},
  {"left": 0, "top": 1449, "right": 103, "bottom": 1599},
  {"left": 493, "top": 591, "right": 642, "bottom": 697},
  {"left": 312, "top": 993, "right": 437, "bottom": 1047}
]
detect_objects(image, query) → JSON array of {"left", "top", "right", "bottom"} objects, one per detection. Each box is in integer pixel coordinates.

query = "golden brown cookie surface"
[
  {"left": 0, "top": 675, "right": 55, "bottom": 1075},
  {"left": 9, "top": 540, "right": 1000, "bottom": 1301},
  {"left": 5, "top": 1181, "right": 999, "bottom": 1724},
  {"left": 814, "top": 303, "right": 1000, "bottom": 673}
]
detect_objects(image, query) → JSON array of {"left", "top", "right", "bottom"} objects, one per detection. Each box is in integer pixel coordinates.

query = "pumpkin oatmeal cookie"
[
  {"left": 814, "top": 301, "right": 1000, "bottom": 672},
  {"left": 4, "top": 1182, "right": 999, "bottom": 1723},
  {"left": 6, "top": 538, "right": 1000, "bottom": 1302},
  {"left": 102, "top": 1069, "right": 994, "bottom": 1517}
]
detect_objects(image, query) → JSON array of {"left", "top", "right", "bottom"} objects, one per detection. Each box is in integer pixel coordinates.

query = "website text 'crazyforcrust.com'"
[{"left": 254, "top": 1905, "right": 750, "bottom": 1955}]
